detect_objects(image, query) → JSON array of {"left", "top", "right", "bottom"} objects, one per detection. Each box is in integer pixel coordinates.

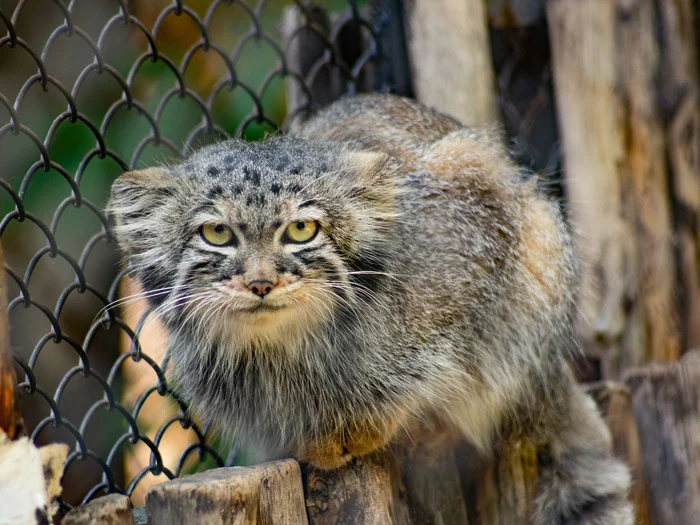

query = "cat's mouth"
[{"left": 239, "top": 302, "right": 288, "bottom": 313}]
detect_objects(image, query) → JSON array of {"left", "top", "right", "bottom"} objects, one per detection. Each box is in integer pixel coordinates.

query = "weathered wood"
[
  {"left": 62, "top": 494, "right": 133, "bottom": 525},
  {"left": 547, "top": 0, "right": 680, "bottom": 378},
  {"left": 305, "top": 452, "right": 396, "bottom": 524},
  {"left": 625, "top": 350, "right": 700, "bottom": 524},
  {"left": 657, "top": 0, "right": 700, "bottom": 352},
  {"left": 0, "top": 245, "right": 17, "bottom": 440},
  {"left": 585, "top": 382, "right": 651, "bottom": 525},
  {"left": 145, "top": 459, "right": 308, "bottom": 525},
  {"left": 404, "top": 0, "right": 499, "bottom": 128},
  {"left": 305, "top": 428, "right": 471, "bottom": 525}
]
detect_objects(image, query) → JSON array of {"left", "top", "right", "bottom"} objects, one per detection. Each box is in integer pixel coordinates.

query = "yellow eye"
[
  {"left": 200, "top": 223, "right": 236, "bottom": 246},
  {"left": 284, "top": 221, "right": 318, "bottom": 243}
]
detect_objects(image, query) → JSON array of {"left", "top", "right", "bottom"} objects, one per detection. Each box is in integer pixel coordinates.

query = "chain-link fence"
[{"left": 0, "top": 0, "right": 561, "bottom": 510}]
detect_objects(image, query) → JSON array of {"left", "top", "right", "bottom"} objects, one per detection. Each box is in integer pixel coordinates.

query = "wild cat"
[{"left": 109, "top": 94, "right": 632, "bottom": 524}]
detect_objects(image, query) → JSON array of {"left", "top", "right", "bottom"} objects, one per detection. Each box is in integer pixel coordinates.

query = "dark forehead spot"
[
  {"left": 206, "top": 185, "right": 224, "bottom": 200},
  {"left": 270, "top": 183, "right": 280, "bottom": 194},
  {"left": 289, "top": 184, "right": 302, "bottom": 193},
  {"left": 299, "top": 199, "right": 317, "bottom": 208},
  {"left": 223, "top": 154, "right": 235, "bottom": 164},
  {"left": 243, "top": 166, "right": 261, "bottom": 185},
  {"left": 290, "top": 165, "right": 302, "bottom": 175},
  {"left": 207, "top": 166, "right": 220, "bottom": 176},
  {"left": 246, "top": 195, "right": 253, "bottom": 206},
  {"left": 272, "top": 220, "right": 282, "bottom": 229},
  {"left": 238, "top": 223, "right": 247, "bottom": 233},
  {"left": 233, "top": 185, "right": 243, "bottom": 194},
  {"left": 320, "top": 163, "right": 329, "bottom": 171}
]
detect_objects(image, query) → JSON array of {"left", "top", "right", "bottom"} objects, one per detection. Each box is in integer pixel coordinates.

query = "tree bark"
[
  {"left": 547, "top": 0, "right": 680, "bottom": 378},
  {"left": 656, "top": 0, "right": 700, "bottom": 353},
  {"left": 145, "top": 459, "right": 308, "bottom": 525},
  {"left": 625, "top": 350, "right": 700, "bottom": 525}
]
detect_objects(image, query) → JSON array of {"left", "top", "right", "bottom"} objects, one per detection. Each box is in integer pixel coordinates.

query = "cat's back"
[{"left": 297, "top": 94, "right": 577, "bottom": 341}]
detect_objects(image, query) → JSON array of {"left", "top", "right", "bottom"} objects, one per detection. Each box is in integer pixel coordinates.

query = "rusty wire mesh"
[{"left": 0, "top": 0, "right": 561, "bottom": 510}]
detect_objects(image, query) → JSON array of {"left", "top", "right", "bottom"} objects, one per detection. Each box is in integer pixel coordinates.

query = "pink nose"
[{"left": 247, "top": 280, "right": 274, "bottom": 298}]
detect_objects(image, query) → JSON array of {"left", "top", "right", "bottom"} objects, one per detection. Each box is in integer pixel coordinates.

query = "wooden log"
[
  {"left": 305, "top": 428, "right": 472, "bottom": 525},
  {"left": 145, "top": 459, "right": 308, "bottom": 525},
  {"left": 404, "top": 0, "right": 499, "bottom": 128},
  {"left": 656, "top": 0, "right": 700, "bottom": 352},
  {"left": 0, "top": 245, "right": 17, "bottom": 440},
  {"left": 62, "top": 494, "right": 133, "bottom": 525},
  {"left": 625, "top": 350, "right": 700, "bottom": 524},
  {"left": 547, "top": 0, "right": 680, "bottom": 378}
]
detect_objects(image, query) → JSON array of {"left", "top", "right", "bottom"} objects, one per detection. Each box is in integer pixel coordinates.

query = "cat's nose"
[{"left": 247, "top": 280, "right": 274, "bottom": 298}]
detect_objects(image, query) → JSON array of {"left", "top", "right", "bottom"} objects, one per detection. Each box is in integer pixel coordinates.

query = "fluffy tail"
[{"left": 534, "top": 386, "right": 634, "bottom": 525}]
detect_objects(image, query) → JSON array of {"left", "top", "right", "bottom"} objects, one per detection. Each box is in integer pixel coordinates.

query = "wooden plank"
[
  {"left": 145, "top": 459, "right": 308, "bottom": 525},
  {"left": 625, "top": 350, "right": 700, "bottom": 524},
  {"left": 0, "top": 245, "right": 17, "bottom": 440},
  {"left": 547, "top": 0, "right": 679, "bottom": 378},
  {"left": 657, "top": 0, "right": 700, "bottom": 352},
  {"left": 62, "top": 494, "right": 132, "bottom": 525},
  {"left": 404, "top": 0, "right": 499, "bottom": 127}
]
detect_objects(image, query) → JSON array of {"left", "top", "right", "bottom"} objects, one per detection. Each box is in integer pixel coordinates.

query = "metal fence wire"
[{"left": 0, "top": 0, "right": 561, "bottom": 510}]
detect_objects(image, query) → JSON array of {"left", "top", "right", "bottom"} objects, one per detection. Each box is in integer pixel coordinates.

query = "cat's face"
[{"left": 108, "top": 138, "right": 397, "bottom": 352}]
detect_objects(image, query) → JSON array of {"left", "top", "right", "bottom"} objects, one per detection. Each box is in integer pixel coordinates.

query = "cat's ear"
[
  {"left": 108, "top": 168, "right": 177, "bottom": 254},
  {"left": 109, "top": 167, "right": 176, "bottom": 219},
  {"left": 344, "top": 151, "right": 400, "bottom": 186}
]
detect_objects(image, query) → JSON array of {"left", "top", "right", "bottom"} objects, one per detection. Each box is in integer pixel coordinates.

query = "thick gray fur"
[{"left": 108, "top": 94, "right": 633, "bottom": 524}]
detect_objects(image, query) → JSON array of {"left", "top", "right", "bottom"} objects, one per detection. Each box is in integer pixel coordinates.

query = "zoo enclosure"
[{"left": 0, "top": 0, "right": 698, "bottom": 523}]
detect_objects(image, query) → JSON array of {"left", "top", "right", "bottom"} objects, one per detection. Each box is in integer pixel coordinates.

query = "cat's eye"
[
  {"left": 283, "top": 221, "right": 318, "bottom": 243},
  {"left": 200, "top": 223, "right": 236, "bottom": 246}
]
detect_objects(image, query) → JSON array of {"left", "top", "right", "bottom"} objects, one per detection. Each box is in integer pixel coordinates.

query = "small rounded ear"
[
  {"left": 109, "top": 168, "right": 175, "bottom": 218},
  {"left": 344, "top": 150, "right": 402, "bottom": 186},
  {"left": 108, "top": 167, "right": 176, "bottom": 254}
]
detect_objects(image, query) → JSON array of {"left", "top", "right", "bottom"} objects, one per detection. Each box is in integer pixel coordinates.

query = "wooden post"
[
  {"left": 656, "top": 0, "right": 700, "bottom": 352},
  {"left": 145, "top": 459, "right": 308, "bottom": 525},
  {"left": 547, "top": 0, "right": 680, "bottom": 378},
  {"left": 0, "top": 245, "right": 17, "bottom": 440},
  {"left": 62, "top": 494, "right": 133, "bottom": 525},
  {"left": 403, "top": 0, "right": 499, "bottom": 128},
  {"left": 625, "top": 350, "right": 700, "bottom": 524}
]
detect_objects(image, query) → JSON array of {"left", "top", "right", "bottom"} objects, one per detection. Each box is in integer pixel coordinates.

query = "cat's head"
[{"left": 108, "top": 137, "right": 398, "bottom": 352}]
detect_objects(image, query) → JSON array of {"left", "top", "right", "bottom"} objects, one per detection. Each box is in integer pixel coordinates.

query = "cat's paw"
[{"left": 295, "top": 436, "right": 352, "bottom": 470}]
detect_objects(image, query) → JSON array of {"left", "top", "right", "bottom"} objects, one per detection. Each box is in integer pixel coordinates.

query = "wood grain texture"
[
  {"left": 62, "top": 494, "right": 133, "bottom": 525},
  {"left": 625, "top": 350, "right": 700, "bottom": 524},
  {"left": 145, "top": 459, "right": 308, "bottom": 525},
  {"left": 547, "top": 0, "right": 679, "bottom": 378},
  {"left": 0, "top": 245, "right": 17, "bottom": 440},
  {"left": 404, "top": 0, "right": 499, "bottom": 128},
  {"left": 657, "top": 0, "right": 700, "bottom": 353}
]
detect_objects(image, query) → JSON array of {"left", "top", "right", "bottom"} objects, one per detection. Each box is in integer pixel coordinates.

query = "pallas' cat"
[{"left": 109, "top": 94, "right": 632, "bottom": 524}]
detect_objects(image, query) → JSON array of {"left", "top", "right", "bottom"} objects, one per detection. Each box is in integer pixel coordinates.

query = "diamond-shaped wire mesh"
[
  {"left": 0, "top": 0, "right": 562, "bottom": 510},
  {"left": 0, "top": 0, "right": 390, "bottom": 508}
]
